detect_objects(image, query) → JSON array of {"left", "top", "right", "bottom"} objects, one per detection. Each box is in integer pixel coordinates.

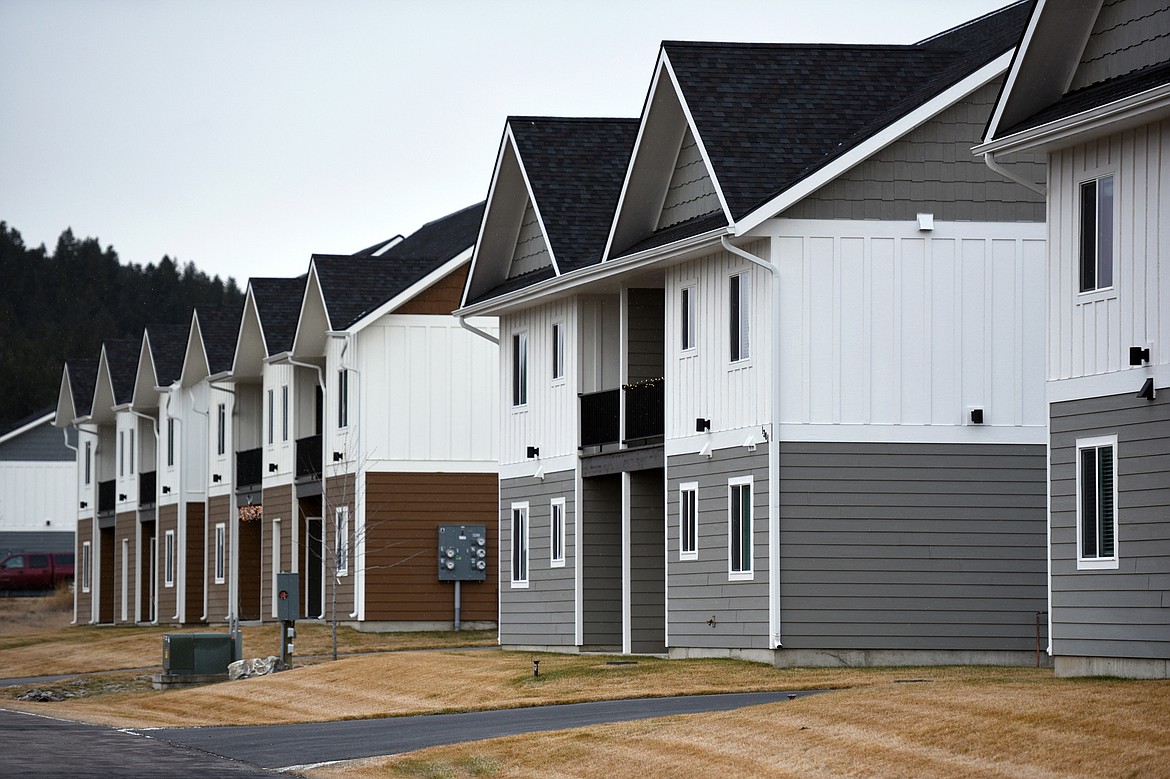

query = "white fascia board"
[
  {"left": 984, "top": 0, "right": 1048, "bottom": 142},
  {"left": 348, "top": 246, "right": 474, "bottom": 335},
  {"left": 289, "top": 263, "right": 328, "bottom": 359},
  {"left": 974, "top": 83, "right": 1170, "bottom": 155},
  {"left": 129, "top": 333, "right": 156, "bottom": 410},
  {"left": 179, "top": 312, "right": 211, "bottom": 389},
  {"left": 735, "top": 53, "right": 1011, "bottom": 236},
  {"left": 263, "top": 350, "right": 293, "bottom": 365},
  {"left": 229, "top": 285, "right": 262, "bottom": 375},
  {"left": 601, "top": 48, "right": 671, "bottom": 263},
  {"left": 511, "top": 130, "right": 562, "bottom": 277},
  {"left": 0, "top": 412, "right": 55, "bottom": 445},
  {"left": 456, "top": 225, "right": 730, "bottom": 318},
  {"left": 53, "top": 369, "right": 75, "bottom": 429},
  {"left": 462, "top": 124, "right": 517, "bottom": 309}
]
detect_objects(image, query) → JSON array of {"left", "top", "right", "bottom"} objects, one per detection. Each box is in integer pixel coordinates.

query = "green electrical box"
[
  {"left": 276, "top": 571, "right": 300, "bottom": 621},
  {"left": 162, "top": 633, "right": 234, "bottom": 675}
]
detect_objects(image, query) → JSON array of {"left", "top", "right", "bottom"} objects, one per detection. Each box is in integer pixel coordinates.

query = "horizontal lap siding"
[
  {"left": 630, "top": 469, "right": 665, "bottom": 653},
  {"left": 76, "top": 518, "right": 93, "bottom": 621},
  {"left": 667, "top": 447, "right": 771, "bottom": 650},
  {"left": 184, "top": 502, "right": 204, "bottom": 623},
  {"left": 582, "top": 475, "right": 622, "bottom": 648},
  {"left": 113, "top": 512, "right": 135, "bottom": 624},
  {"left": 206, "top": 495, "right": 231, "bottom": 623},
  {"left": 1050, "top": 393, "right": 1170, "bottom": 660},
  {"left": 261, "top": 486, "right": 292, "bottom": 621},
  {"left": 238, "top": 507, "right": 262, "bottom": 621},
  {"left": 363, "top": 471, "right": 498, "bottom": 622},
  {"left": 157, "top": 504, "right": 178, "bottom": 622},
  {"left": 499, "top": 470, "right": 576, "bottom": 647},
  {"left": 779, "top": 441, "right": 1047, "bottom": 651}
]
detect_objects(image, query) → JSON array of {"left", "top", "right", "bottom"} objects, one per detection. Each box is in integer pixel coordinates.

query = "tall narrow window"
[
  {"left": 128, "top": 428, "right": 134, "bottom": 475},
  {"left": 84, "top": 441, "right": 92, "bottom": 485},
  {"left": 119, "top": 431, "right": 125, "bottom": 477},
  {"left": 337, "top": 370, "right": 349, "bottom": 428},
  {"left": 728, "top": 476, "right": 753, "bottom": 578},
  {"left": 335, "top": 506, "right": 349, "bottom": 576},
  {"left": 681, "top": 286, "right": 696, "bottom": 351},
  {"left": 551, "top": 323, "right": 565, "bottom": 381},
  {"left": 512, "top": 332, "right": 528, "bottom": 407},
  {"left": 680, "top": 482, "right": 698, "bottom": 559},
  {"left": 214, "top": 523, "right": 226, "bottom": 584},
  {"left": 729, "top": 272, "right": 750, "bottom": 361},
  {"left": 267, "top": 388, "right": 275, "bottom": 444},
  {"left": 217, "top": 403, "right": 226, "bottom": 456},
  {"left": 167, "top": 418, "right": 175, "bottom": 467},
  {"left": 550, "top": 498, "right": 566, "bottom": 567},
  {"left": 164, "top": 530, "right": 175, "bottom": 587},
  {"left": 511, "top": 503, "right": 529, "bottom": 586},
  {"left": 1080, "top": 175, "right": 1114, "bottom": 292},
  {"left": 281, "top": 385, "right": 289, "bottom": 442},
  {"left": 81, "top": 541, "right": 92, "bottom": 593},
  {"left": 1078, "top": 436, "right": 1118, "bottom": 568}
]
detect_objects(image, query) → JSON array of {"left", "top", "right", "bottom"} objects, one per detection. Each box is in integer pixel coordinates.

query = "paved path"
[{"left": 147, "top": 691, "right": 814, "bottom": 771}]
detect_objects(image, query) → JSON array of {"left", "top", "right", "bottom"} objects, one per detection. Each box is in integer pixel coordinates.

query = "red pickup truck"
[{"left": 0, "top": 552, "right": 75, "bottom": 593}]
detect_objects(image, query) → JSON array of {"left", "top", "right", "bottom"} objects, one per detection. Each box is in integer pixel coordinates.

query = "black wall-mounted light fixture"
[
  {"left": 1130, "top": 345, "right": 1151, "bottom": 365},
  {"left": 212, "top": 474, "right": 222, "bottom": 483},
  {"left": 695, "top": 418, "right": 711, "bottom": 432},
  {"left": 268, "top": 463, "right": 278, "bottom": 473},
  {"left": 1138, "top": 377, "right": 1156, "bottom": 401},
  {"left": 79, "top": 501, "right": 87, "bottom": 509},
  {"left": 162, "top": 486, "right": 171, "bottom": 494},
  {"left": 970, "top": 408, "right": 984, "bottom": 425},
  {"left": 332, "top": 451, "right": 344, "bottom": 462},
  {"left": 526, "top": 446, "right": 540, "bottom": 459},
  {"left": 118, "top": 493, "right": 127, "bottom": 501}
]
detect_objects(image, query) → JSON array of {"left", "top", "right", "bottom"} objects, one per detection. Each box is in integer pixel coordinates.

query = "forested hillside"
[{"left": 0, "top": 222, "right": 244, "bottom": 430}]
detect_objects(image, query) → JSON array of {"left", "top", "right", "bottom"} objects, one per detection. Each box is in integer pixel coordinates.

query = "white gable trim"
[
  {"left": 1, "top": 412, "right": 54, "bottom": 445},
  {"left": 290, "top": 263, "right": 330, "bottom": 359},
  {"left": 736, "top": 53, "right": 1011, "bottom": 236},
  {"left": 984, "top": 0, "right": 1050, "bottom": 142},
  {"left": 462, "top": 125, "right": 514, "bottom": 309},
  {"left": 346, "top": 247, "right": 473, "bottom": 335},
  {"left": 54, "top": 367, "right": 76, "bottom": 428},
  {"left": 178, "top": 311, "right": 211, "bottom": 388},
  {"left": 510, "top": 129, "right": 562, "bottom": 278}
]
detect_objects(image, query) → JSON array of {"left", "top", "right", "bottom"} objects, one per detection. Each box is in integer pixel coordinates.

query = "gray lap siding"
[
  {"left": 499, "top": 469, "right": 576, "bottom": 647},
  {"left": 1050, "top": 392, "right": 1170, "bottom": 661},
  {"left": 778, "top": 441, "right": 1047, "bottom": 652}
]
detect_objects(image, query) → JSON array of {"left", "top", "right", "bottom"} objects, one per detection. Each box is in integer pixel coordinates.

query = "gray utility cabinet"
[{"left": 163, "top": 633, "right": 234, "bottom": 675}]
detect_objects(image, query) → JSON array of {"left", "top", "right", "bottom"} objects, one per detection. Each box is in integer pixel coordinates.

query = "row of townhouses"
[{"left": 51, "top": 0, "right": 1168, "bottom": 678}]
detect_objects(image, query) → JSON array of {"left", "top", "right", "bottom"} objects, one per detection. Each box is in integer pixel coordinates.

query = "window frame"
[
  {"left": 267, "top": 388, "right": 275, "bottom": 445},
  {"left": 84, "top": 440, "right": 91, "bottom": 486},
  {"left": 512, "top": 331, "right": 528, "bottom": 408},
  {"left": 166, "top": 418, "right": 175, "bottom": 468},
  {"left": 335, "top": 506, "right": 349, "bottom": 576},
  {"left": 1076, "top": 435, "right": 1119, "bottom": 570},
  {"left": 118, "top": 430, "right": 125, "bottom": 477},
  {"left": 128, "top": 427, "right": 134, "bottom": 475},
  {"left": 337, "top": 369, "right": 349, "bottom": 429},
  {"left": 81, "top": 541, "right": 91, "bottom": 593},
  {"left": 164, "top": 529, "right": 175, "bottom": 587},
  {"left": 551, "top": 322, "right": 565, "bottom": 382},
  {"left": 1078, "top": 173, "right": 1115, "bottom": 295},
  {"left": 511, "top": 502, "right": 529, "bottom": 587},
  {"left": 550, "top": 498, "right": 566, "bottom": 568},
  {"left": 680, "top": 284, "right": 697, "bottom": 353},
  {"left": 679, "top": 481, "right": 698, "bottom": 560},
  {"left": 281, "top": 384, "right": 289, "bottom": 443},
  {"left": 214, "top": 522, "right": 226, "bottom": 584},
  {"left": 728, "top": 475, "right": 754, "bottom": 580},
  {"left": 216, "top": 403, "right": 226, "bottom": 456},
  {"left": 729, "top": 271, "right": 751, "bottom": 363}
]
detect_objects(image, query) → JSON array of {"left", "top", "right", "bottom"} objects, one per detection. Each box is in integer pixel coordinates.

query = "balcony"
[
  {"left": 296, "top": 435, "right": 322, "bottom": 480},
  {"left": 623, "top": 377, "right": 664, "bottom": 443},
  {"left": 139, "top": 471, "right": 157, "bottom": 507},
  {"left": 236, "top": 447, "right": 262, "bottom": 489},
  {"left": 580, "top": 379, "right": 664, "bottom": 449},
  {"left": 97, "top": 480, "right": 115, "bottom": 515}
]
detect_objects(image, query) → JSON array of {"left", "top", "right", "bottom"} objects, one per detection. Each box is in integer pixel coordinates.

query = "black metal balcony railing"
[
  {"left": 296, "top": 435, "right": 322, "bottom": 480},
  {"left": 97, "top": 480, "right": 115, "bottom": 515},
  {"left": 580, "top": 389, "right": 621, "bottom": 448},
  {"left": 139, "top": 471, "right": 157, "bottom": 506},
  {"left": 236, "top": 447, "right": 262, "bottom": 488},
  {"left": 624, "top": 378, "right": 665, "bottom": 442}
]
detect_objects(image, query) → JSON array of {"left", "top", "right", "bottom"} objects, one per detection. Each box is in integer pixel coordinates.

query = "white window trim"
[
  {"left": 267, "top": 388, "right": 275, "bottom": 445},
  {"left": 551, "top": 321, "right": 565, "bottom": 384},
  {"left": 728, "top": 271, "right": 751, "bottom": 366},
  {"left": 1076, "top": 434, "right": 1119, "bottom": 571},
  {"left": 550, "top": 498, "right": 566, "bottom": 567},
  {"left": 679, "top": 481, "right": 698, "bottom": 560},
  {"left": 680, "top": 284, "right": 697, "bottom": 354},
  {"left": 167, "top": 418, "right": 175, "bottom": 469},
  {"left": 84, "top": 441, "right": 92, "bottom": 486},
  {"left": 128, "top": 427, "right": 135, "bottom": 475},
  {"left": 337, "top": 369, "right": 349, "bottom": 429},
  {"left": 81, "top": 540, "right": 91, "bottom": 593},
  {"left": 1076, "top": 170, "right": 1117, "bottom": 299},
  {"left": 217, "top": 403, "right": 226, "bottom": 456},
  {"left": 511, "top": 501, "right": 529, "bottom": 587},
  {"left": 512, "top": 331, "right": 529, "bottom": 409},
  {"left": 281, "top": 384, "right": 289, "bottom": 443},
  {"left": 164, "top": 529, "right": 175, "bottom": 588},
  {"left": 335, "top": 506, "right": 349, "bottom": 576},
  {"left": 214, "top": 522, "right": 226, "bottom": 584},
  {"left": 119, "top": 430, "right": 125, "bottom": 477},
  {"left": 728, "top": 475, "right": 754, "bottom": 581}
]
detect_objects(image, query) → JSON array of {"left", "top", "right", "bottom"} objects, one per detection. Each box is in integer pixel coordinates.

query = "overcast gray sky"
[{"left": 1, "top": 0, "right": 1009, "bottom": 286}]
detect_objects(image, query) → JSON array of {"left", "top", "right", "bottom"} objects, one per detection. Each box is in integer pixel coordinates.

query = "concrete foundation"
[{"left": 1055, "top": 655, "right": 1170, "bottom": 679}]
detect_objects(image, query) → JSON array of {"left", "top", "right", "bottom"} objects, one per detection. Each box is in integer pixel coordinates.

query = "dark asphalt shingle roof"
[
  {"left": 249, "top": 277, "right": 305, "bottom": 356},
  {"left": 1, "top": 407, "right": 54, "bottom": 439},
  {"left": 195, "top": 307, "right": 242, "bottom": 377},
  {"left": 65, "top": 357, "right": 99, "bottom": 419},
  {"left": 144, "top": 324, "right": 190, "bottom": 388},
  {"left": 315, "top": 203, "right": 484, "bottom": 330},
  {"left": 103, "top": 338, "right": 141, "bottom": 406}
]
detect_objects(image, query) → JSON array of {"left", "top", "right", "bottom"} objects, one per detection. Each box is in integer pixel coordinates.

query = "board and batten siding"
[
  {"left": 767, "top": 221, "right": 1046, "bottom": 432},
  {"left": 666, "top": 447, "right": 770, "bottom": 650},
  {"left": 777, "top": 441, "right": 1047, "bottom": 655},
  {"left": 664, "top": 243, "right": 771, "bottom": 442},
  {"left": 0, "top": 462, "right": 75, "bottom": 532},
  {"left": 499, "top": 469, "right": 576, "bottom": 647},
  {"left": 1049, "top": 392, "right": 1170, "bottom": 665},
  {"left": 1047, "top": 121, "right": 1170, "bottom": 384},
  {"left": 501, "top": 300, "right": 579, "bottom": 465}
]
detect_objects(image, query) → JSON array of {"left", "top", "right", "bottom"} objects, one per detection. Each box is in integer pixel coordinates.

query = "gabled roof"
[
  {"left": 463, "top": 118, "right": 637, "bottom": 306},
  {"left": 143, "top": 324, "right": 190, "bottom": 388},
  {"left": 3, "top": 409, "right": 55, "bottom": 442},
  {"left": 250, "top": 277, "right": 305, "bottom": 356},
  {"left": 102, "top": 338, "right": 140, "bottom": 407},
  {"left": 55, "top": 357, "right": 98, "bottom": 426},
  {"left": 180, "top": 307, "right": 241, "bottom": 386}
]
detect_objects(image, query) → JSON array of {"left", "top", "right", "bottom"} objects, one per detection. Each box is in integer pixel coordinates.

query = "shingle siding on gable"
[
  {"left": 508, "top": 201, "right": 552, "bottom": 278},
  {"left": 784, "top": 80, "right": 1046, "bottom": 223},
  {"left": 1071, "top": 0, "right": 1170, "bottom": 91},
  {"left": 657, "top": 127, "right": 720, "bottom": 230}
]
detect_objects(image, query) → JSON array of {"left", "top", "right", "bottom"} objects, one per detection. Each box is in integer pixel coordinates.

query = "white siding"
[
  {"left": 501, "top": 300, "right": 578, "bottom": 466},
  {"left": 262, "top": 362, "right": 294, "bottom": 481},
  {"left": 77, "top": 423, "right": 96, "bottom": 520},
  {"left": 115, "top": 410, "right": 137, "bottom": 509},
  {"left": 1048, "top": 122, "right": 1169, "bottom": 386},
  {"left": 208, "top": 385, "right": 233, "bottom": 496}
]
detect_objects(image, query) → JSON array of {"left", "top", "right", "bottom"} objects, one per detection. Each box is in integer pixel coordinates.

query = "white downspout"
[
  {"left": 983, "top": 152, "right": 1046, "bottom": 196},
  {"left": 459, "top": 315, "right": 500, "bottom": 345},
  {"left": 325, "top": 333, "right": 363, "bottom": 621},
  {"left": 720, "top": 236, "right": 783, "bottom": 648}
]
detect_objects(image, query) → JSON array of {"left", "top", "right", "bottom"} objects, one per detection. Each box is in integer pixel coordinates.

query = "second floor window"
[
  {"left": 512, "top": 332, "right": 528, "bottom": 407},
  {"left": 1080, "top": 174, "right": 1114, "bottom": 293},
  {"left": 84, "top": 441, "right": 91, "bottom": 485},
  {"left": 167, "top": 418, "right": 175, "bottom": 467},
  {"left": 729, "top": 272, "right": 750, "bottom": 362},
  {"left": 119, "top": 431, "right": 125, "bottom": 477},
  {"left": 551, "top": 323, "right": 564, "bottom": 381},
  {"left": 267, "top": 389, "right": 275, "bottom": 445},
  {"left": 681, "top": 285, "right": 696, "bottom": 351},
  {"left": 128, "top": 428, "right": 134, "bottom": 475},
  {"left": 217, "top": 403, "right": 226, "bottom": 456},
  {"left": 281, "top": 385, "right": 289, "bottom": 442},
  {"left": 337, "top": 370, "right": 349, "bottom": 428}
]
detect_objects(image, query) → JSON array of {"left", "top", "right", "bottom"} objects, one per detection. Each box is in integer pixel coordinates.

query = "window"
[
  {"left": 681, "top": 285, "right": 696, "bottom": 351},
  {"left": 511, "top": 502, "right": 529, "bottom": 586},
  {"left": 3, "top": 555, "right": 23, "bottom": 570},
  {"left": 267, "top": 388, "right": 275, "bottom": 444},
  {"left": 128, "top": 428, "right": 134, "bottom": 475},
  {"left": 119, "top": 431, "right": 125, "bottom": 477},
  {"left": 1078, "top": 436, "right": 1118, "bottom": 569},
  {"left": 281, "top": 385, "right": 289, "bottom": 442},
  {"left": 551, "top": 323, "right": 565, "bottom": 381},
  {"left": 167, "top": 418, "right": 175, "bottom": 467},
  {"left": 164, "top": 530, "right": 175, "bottom": 587},
  {"left": 337, "top": 370, "right": 349, "bottom": 428},
  {"left": 81, "top": 542, "right": 91, "bottom": 593},
  {"left": 680, "top": 482, "right": 698, "bottom": 559},
  {"left": 335, "top": 506, "right": 349, "bottom": 576},
  {"left": 512, "top": 332, "right": 528, "bottom": 407},
  {"left": 217, "top": 403, "right": 226, "bottom": 456},
  {"left": 550, "top": 498, "right": 566, "bottom": 567},
  {"left": 728, "top": 476, "right": 753, "bottom": 578},
  {"left": 84, "top": 441, "right": 91, "bottom": 485},
  {"left": 729, "top": 272, "right": 750, "bottom": 361},
  {"left": 1080, "top": 175, "right": 1114, "bottom": 293},
  {"left": 214, "top": 523, "right": 226, "bottom": 583}
]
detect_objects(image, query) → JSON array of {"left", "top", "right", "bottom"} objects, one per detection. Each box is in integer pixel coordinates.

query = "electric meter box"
[
  {"left": 438, "top": 524, "right": 487, "bottom": 581},
  {"left": 276, "top": 572, "right": 300, "bottom": 621},
  {"left": 163, "top": 633, "right": 234, "bottom": 675}
]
